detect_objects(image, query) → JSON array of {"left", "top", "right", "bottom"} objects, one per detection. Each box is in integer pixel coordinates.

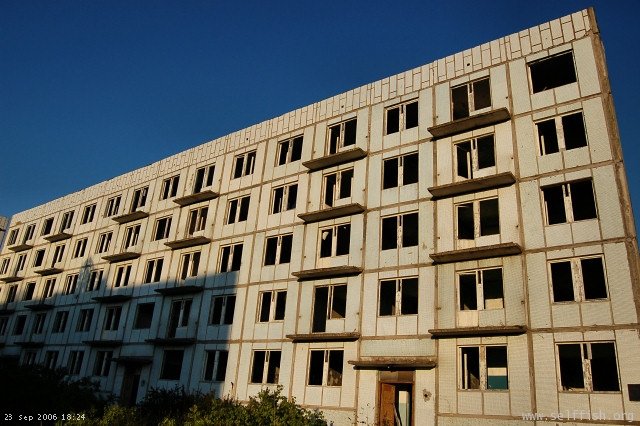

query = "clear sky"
[{"left": 1, "top": 0, "right": 638, "bottom": 229}]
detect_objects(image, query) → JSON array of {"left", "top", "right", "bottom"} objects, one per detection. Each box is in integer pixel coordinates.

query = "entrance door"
[
  {"left": 120, "top": 367, "right": 141, "bottom": 406},
  {"left": 379, "top": 382, "right": 412, "bottom": 426}
]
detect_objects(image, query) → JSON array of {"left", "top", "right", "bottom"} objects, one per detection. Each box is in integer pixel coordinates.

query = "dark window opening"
[
  {"left": 452, "top": 85, "right": 469, "bottom": 120},
  {"left": 537, "top": 119, "right": 559, "bottom": 155},
  {"left": 562, "top": 112, "right": 588, "bottom": 150},
  {"left": 456, "top": 141, "right": 472, "bottom": 179},
  {"left": 459, "top": 273, "right": 478, "bottom": 310},
  {"left": 379, "top": 280, "right": 396, "bottom": 316},
  {"left": 386, "top": 106, "right": 400, "bottom": 135},
  {"left": 327, "top": 350, "right": 343, "bottom": 386},
  {"left": 405, "top": 101, "right": 419, "bottom": 129},
  {"left": 582, "top": 257, "right": 607, "bottom": 300},
  {"left": 477, "top": 135, "right": 495, "bottom": 170},
  {"left": 483, "top": 268, "right": 504, "bottom": 308},
  {"left": 479, "top": 198, "right": 500, "bottom": 236},
  {"left": 544, "top": 185, "right": 567, "bottom": 225},
  {"left": 486, "top": 346, "right": 508, "bottom": 390},
  {"left": 590, "top": 343, "right": 620, "bottom": 391},
  {"left": 160, "top": 350, "right": 184, "bottom": 381},
  {"left": 530, "top": 51, "right": 577, "bottom": 93},
  {"left": 133, "top": 303, "right": 154, "bottom": 329},
  {"left": 383, "top": 157, "right": 399, "bottom": 189},
  {"left": 570, "top": 180, "right": 597, "bottom": 221},
  {"left": 558, "top": 344, "right": 585, "bottom": 390},
  {"left": 457, "top": 203, "right": 474, "bottom": 240},
  {"left": 336, "top": 224, "right": 350, "bottom": 256},
  {"left": 381, "top": 217, "right": 398, "bottom": 250},
  {"left": 461, "top": 347, "right": 480, "bottom": 389},
  {"left": 308, "top": 350, "right": 325, "bottom": 386},
  {"left": 250, "top": 351, "right": 266, "bottom": 383},
  {"left": 551, "top": 261, "right": 574, "bottom": 302},
  {"left": 452, "top": 78, "right": 491, "bottom": 120}
]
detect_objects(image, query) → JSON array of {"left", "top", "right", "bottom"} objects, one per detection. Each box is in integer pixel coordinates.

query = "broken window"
[
  {"left": 558, "top": 342, "right": 619, "bottom": 391},
  {"left": 144, "top": 258, "right": 164, "bottom": 283},
  {"left": 455, "top": 134, "right": 495, "bottom": 179},
  {"left": 233, "top": 151, "right": 257, "bottom": 179},
  {"left": 0, "top": 258, "right": 9, "bottom": 274},
  {"left": 530, "top": 51, "right": 577, "bottom": 93},
  {"left": 536, "top": 112, "right": 588, "bottom": 155},
  {"left": 277, "top": 135, "right": 303, "bottom": 165},
  {"left": 385, "top": 100, "right": 419, "bottom": 135},
  {"left": 114, "top": 264, "right": 132, "bottom": 288},
  {"left": 23, "top": 282, "right": 36, "bottom": 301},
  {"left": 15, "top": 254, "right": 27, "bottom": 273},
  {"left": 323, "top": 169, "right": 353, "bottom": 208},
  {"left": 23, "top": 351, "right": 37, "bottom": 366},
  {"left": 209, "top": 295, "right": 236, "bottom": 325},
  {"left": 52, "top": 310, "right": 69, "bottom": 333},
  {"left": 67, "top": 350, "right": 84, "bottom": 375},
  {"left": 179, "top": 251, "right": 201, "bottom": 280},
  {"left": 32, "top": 249, "right": 45, "bottom": 267},
  {"left": 227, "top": 196, "right": 250, "bottom": 224},
  {"left": 459, "top": 268, "right": 504, "bottom": 310},
  {"left": 203, "top": 350, "right": 228, "bottom": 381},
  {"left": 104, "top": 195, "right": 121, "bottom": 218},
  {"left": 63, "top": 274, "right": 79, "bottom": 295},
  {"left": 0, "top": 317, "right": 7, "bottom": 335},
  {"left": 250, "top": 350, "right": 282, "bottom": 384},
  {"left": 33, "top": 313, "right": 47, "bottom": 334},
  {"left": 94, "top": 350, "right": 112, "bottom": 377},
  {"left": 452, "top": 77, "right": 491, "bottom": 120},
  {"left": 382, "top": 152, "right": 418, "bottom": 189},
  {"left": 272, "top": 183, "right": 298, "bottom": 213},
  {"left": 122, "top": 224, "right": 141, "bottom": 249},
  {"left": 133, "top": 303, "right": 154, "bottom": 329},
  {"left": 59, "top": 210, "right": 74, "bottom": 232},
  {"left": 103, "top": 306, "right": 122, "bottom": 331},
  {"left": 43, "top": 278, "right": 55, "bottom": 298},
  {"left": 7, "top": 228, "right": 18, "bottom": 245},
  {"left": 550, "top": 256, "right": 607, "bottom": 303},
  {"left": 168, "top": 299, "right": 192, "bottom": 335},
  {"left": 312, "top": 284, "right": 347, "bottom": 332},
  {"left": 6, "top": 285, "right": 17, "bottom": 303},
  {"left": 22, "top": 224, "right": 35, "bottom": 243},
  {"left": 264, "top": 234, "right": 293, "bottom": 266},
  {"left": 193, "top": 164, "right": 215, "bottom": 193},
  {"left": 76, "top": 308, "right": 93, "bottom": 332},
  {"left": 160, "top": 175, "right": 180, "bottom": 200},
  {"left": 381, "top": 212, "right": 419, "bottom": 250},
  {"left": 258, "top": 290, "right": 287, "bottom": 322},
  {"left": 457, "top": 198, "right": 500, "bottom": 240},
  {"left": 379, "top": 277, "right": 419, "bottom": 316},
  {"left": 12, "top": 315, "right": 26, "bottom": 335},
  {"left": 187, "top": 207, "right": 208, "bottom": 235},
  {"left": 308, "top": 350, "right": 344, "bottom": 387},
  {"left": 460, "top": 345, "right": 508, "bottom": 390},
  {"left": 319, "top": 224, "right": 350, "bottom": 258},
  {"left": 95, "top": 232, "right": 112, "bottom": 254},
  {"left": 328, "top": 118, "right": 357, "bottom": 154},
  {"left": 543, "top": 179, "right": 598, "bottom": 225},
  {"left": 153, "top": 216, "right": 172, "bottom": 241},
  {"left": 130, "top": 186, "right": 148, "bottom": 211},
  {"left": 41, "top": 217, "right": 54, "bottom": 235},
  {"left": 159, "top": 350, "right": 183, "bottom": 380},
  {"left": 219, "top": 244, "right": 243, "bottom": 273},
  {"left": 87, "top": 269, "right": 103, "bottom": 292},
  {"left": 72, "top": 238, "right": 88, "bottom": 258},
  {"left": 45, "top": 351, "right": 59, "bottom": 370}
]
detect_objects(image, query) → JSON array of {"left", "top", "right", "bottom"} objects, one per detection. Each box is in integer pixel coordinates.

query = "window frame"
[
  {"left": 549, "top": 255, "right": 608, "bottom": 303},
  {"left": 556, "top": 341, "right": 620, "bottom": 392},
  {"left": 459, "top": 345, "right": 509, "bottom": 391},
  {"left": 209, "top": 294, "right": 236, "bottom": 325},
  {"left": 319, "top": 224, "right": 351, "bottom": 258},
  {"left": 257, "top": 290, "right": 287, "bottom": 323},
  {"left": 276, "top": 135, "right": 303, "bottom": 166},
  {"left": 232, "top": 151, "right": 257, "bottom": 179},
  {"left": 451, "top": 77, "right": 492, "bottom": 120},
  {"left": 327, "top": 118, "right": 357, "bottom": 155},
  {"left": 160, "top": 175, "right": 180, "bottom": 200},
  {"left": 271, "top": 183, "right": 298, "bottom": 214},
  {"left": 542, "top": 179, "right": 598, "bottom": 225},
  {"left": 385, "top": 99, "right": 419, "bottom": 135},
  {"left": 263, "top": 234, "right": 293, "bottom": 266},
  {"left": 378, "top": 277, "right": 419, "bottom": 317},
  {"left": 456, "top": 197, "right": 500, "bottom": 240},
  {"left": 381, "top": 212, "right": 419, "bottom": 250},
  {"left": 226, "top": 196, "right": 250, "bottom": 224},
  {"left": 307, "top": 349, "right": 344, "bottom": 387},
  {"left": 536, "top": 111, "right": 588, "bottom": 156},
  {"left": 250, "top": 350, "right": 282, "bottom": 385},
  {"left": 219, "top": 243, "right": 243, "bottom": 273}
]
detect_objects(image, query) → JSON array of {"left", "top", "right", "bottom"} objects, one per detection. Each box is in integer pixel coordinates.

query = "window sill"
[
  {"left": 428, "top": 108, "right": 511, "bottom": 139},
  {"left": 286, "top": 332, "right": 360, "bottom": 343},
  {"left": 428, "top": 325, "right": 527, "bottom": 338},
  {"left": 173, "top": 190, "right": 219, "bottom": 207},
  {"left": 429, "top": 172, "right": 516, "bottom": 199},
  {"left": 348, "top": 356, "right": 437, "bottom": 370},
  {"left": 112, "top": 210, "right": 149, "bottom": 224},
  {"left": 298, "top": 203, "right": 366, "bottom": 223},
  {"left": 164, "top": 236, "right": 211, "bottom": 250},
  {"left": 302, "top": 147, "right": 368, "bottom": 171},
  {"left": 430, "top": 242, "right": 522, "bottom": 264},
  {"left": 292, "top": 265, "right": 363, "bottom": 281}
]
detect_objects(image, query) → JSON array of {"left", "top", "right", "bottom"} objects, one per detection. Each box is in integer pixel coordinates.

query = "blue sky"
[{"left": 1, "top": 0, "right": 638, "bottom": 229}]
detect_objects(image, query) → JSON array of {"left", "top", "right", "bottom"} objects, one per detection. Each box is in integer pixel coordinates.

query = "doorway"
[
  {"left": 378, "top": 371, "right": 414, "bottom": 426},
  {"left": 120, "top": 366, "right": 141, "bottom": 406}
]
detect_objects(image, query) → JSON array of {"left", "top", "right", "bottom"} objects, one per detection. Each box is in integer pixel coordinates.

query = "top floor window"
[
  {"left": 233, "top": 151, "right": 256, "bottom": 179},
  {"left": 7, "top": 229, "right": 19, "bottom": 246},
  {"left": 277, "top": 136, "right": 303, "bottom": 166},
  {"left": 41, "top": 218, "right": 54, "bottom": 236},
  {"left": 386, "top": 100, "right": 418, "bottom": 135},
  {"left": 130, "top": 187, "right": 148, "bottom": 211},
  {"left": 452, "top": 77, "right": 491, "bottom": 120},
  {"left": 21, "top": 224, "right": 35, "bottom": 244},
  {"left": 81, "top": 204, "right": 96, "bottom": 225},
  {"left": 530, "top": 51, "right": 577, "bottom": 93},
  {"left": 160, "top": 175, "right": 180, "bottom": 200},
  {"left": 104, "top": 195, "right": 121, "bottom": 218},
  {"left": 327, "top": 118, "right": 357, "bottom": 155},
  {"left": 193, "top": 165, "right": 215, "bottom": 193},
  {"left": 59, "top": 211, "right": 74, "bottom": 232}
]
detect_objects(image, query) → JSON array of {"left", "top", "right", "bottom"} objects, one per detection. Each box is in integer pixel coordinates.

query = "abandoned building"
[{"left": 0, "top": 8, "right": 638, "bottom": 425}]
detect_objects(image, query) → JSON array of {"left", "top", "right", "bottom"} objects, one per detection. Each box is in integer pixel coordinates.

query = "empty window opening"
[
  {"left": 251, "top": 350, "right": 282, "bottom": 384},
  {"left": 59, "top": 210, "right": 74, "bottom": 232},
  {"left": 227, "top": 196, "right": 250, "bottom": 224},
  {"left": 43, "top": 278, "right": 56, "bottom": 298},
  {"left": 52, "top": 310, "right": 69, "bottom": 333},
  {"left": 312, "top": 285, "right": 347, "bottom": 332},
  {"left": 209, "top": 295, "right": 236, "bottom": 325},
  {"left": 219, "top": 244, "right": 243, "bottom": 272},
  {"left": 320, "top": 224, "right": 350, "bottom": 258},
  {"left": 193, "top": 164, "right": 215, "bottom": 193},
  {"left": 122, "top": 224, "right": 141, "bottom": 249},
  {"left": 87, "top": 269, "right": 103, "bottom": 292},
  {"left": 15, "top": 254, "right": 27, "bottom": 273},
  {"left": 76, "top": 309, "right": 93, "bottom": 332},
  {"left": 168, "top": 299, "right": 192, "bottom": 336},
  {"left": 530, "top": 51, "right": 577, "bottom": 93},
  {"left": 104, "top": 306, "right": 122, "bottom": 331},
  {"left": 68, "top": 351, "right": 84, "bottom": 375},
  {"left": 160, "top": 175, "right": 180, "bottom": 200},
  {"left": 45, "top": 351, "right": 59, "bottom": 370},
  {"left": 73, "top": 238, "right": 88, "bottom": 258},
  {"left": 452, "top": 77, "right": 491, "bottom": 120},
  {"left": 22, "top": 224, "right": 35, "bottom": 243},
  {"left": 160, "top": 350, "right": 183, "bottom": 380},
  {"left": 379, "top": 277, "right": 418, "bottom": 316},
  {"left": 7, "top": 229, "right": 18, "bottom": 245},
  {"left": 264, "top": 234, "right": 293, "bottom": 266},
  {"left": 0, "top": 258, "right": 9, "bottom": 274},
  {"left": 63, "top": 274, "right": 79, "bottom": 295},
  {"left": 130, "top": 186, "right": 148, "bottom": 211},
  {"left": 12, "top": 315, "right": 26, "bottom": 335},
  {"left": 386, "top": 100, "right": 419, "bottom": 135},
  {"left": 324, "top": 169, "right": 353, "bottom": 208},
  {"left": 153, "top": 216, "right": 172, "bottom": 241},
  {"left": 460, "top": 345, "right": 508, "bottom": 390},
  {"left": 550, "top": 256, "right": 607, "bottom": 303},
  {"left": 96, "top": 232, "right": 112, "bottom": 254},
  {"left": 144, "top": 258, "right": 164, "bottom": 283},
  {"left": 328, "top": 119, "right": 357, "bottom": 154},
  {"left": 6, "top": 285, "right": 17, "bottom": 303},
  {"left": 187, "top": 207, "right": 208, "bottom": 235},
  {"left": 277, "top": 136, "right": 303, "bottom": 165},
  {"left": 383, "top": 152, "right": 418, "bottom": 189},
  {"left": 381, "top": 212, "right": 419, "bottom": 250},
  {"left": 23, "top": 282, "right": 36, "bottom": 301},
  {"left": 258, "top": 290, "right": 287, "bottom": 322},
  {"left": 94, "top": 351, "right": 112, "bottom": 377},
  {"left": 272, "top": 183, "right": 298, "bottom": 213},
  {"left": 114, "top": 264, "right": 132, "bottom": 288},
  {"left": 455, "top": 135, "right": 495, "bottom": 179},
  {"left": 203, "top": 350, "right": 228, "bottom": 382},
  {"left": 459, "top": 268, "right": 504, "bottom": 310},
  {"left": 457, "top": 198, "right": 500, "bottom": 240},
  {"left": 180, "top": 251, "right": 201, "bottom": 280},
  {"left": 558, "top": 342, "right": 619, "bottom": 392},
  {"left": 133, "top": 303, "right": 154, "bottom": 329},
  {"left": 41, "top": 217, "right": 54, "bottom": 236},
  {"left": 81, "top": 204, "right": 96, "bottom": 225},
  {"left": 233, "top": 151, "right": 256, "bottom": 179},
  {"left": 104, "top": 196, "right": 121, "bottom": 217},
  {"left": 543, "top": 180, "right": 597, "bottom": 225},
  {"left": 537, "top": 111, "right": 588, "bottom": 155},
  {"left": 308, "top": 350, "right": 344, "bottom": 387}
]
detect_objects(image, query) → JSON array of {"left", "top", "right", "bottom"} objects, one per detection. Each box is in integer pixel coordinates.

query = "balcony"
[
  {"left": 146, "top": 337, "right": 196, "bottom": 346},
  {"left": 302, "top": 147, "right": 368, "bottom": 172},
  {"left": 155, "top": 285, "right": 204, "bottom": 296},
  {"left": 92, "top": 294, "right": 132, "bottom": 303},
  {"left": 428, "top": 172, "right": 516, "bottom": 199},
  {"left": 0, "top": 274, "right": 21, "bottom": 283},
  {"left": 112, "top": 210, "right": 149, "bottom": 224},
  {"left": 430, "top": 242, "right": 522, "bottom": 264},
  {"left": 286, "top": 332, "right": 360, "bottom": 343},
  {"left": 8, "top": 243, "right": 33, "bottom": 253},
  {"left": 173, "top": 190, "right": 219, "bottom": 207},
  {"left": 298, "top": 203, "right": 366, "bottom": 223},
  {"left": 428, "top": 108, "right": 511, "bottom": 139},
  {"left": 44, "top": 232, "right": 72, "bottom": 243},
  {"left": 102, "top": 250, "right": 141, "bottom": 263},
  {"left": 348, "top": 357, "right": 437, "bottom": 370},
  {"left": 25, "top": 302, "right": 55, "bottom": 311},
  {"left": 83, "top": 339, "right": 123, "bottom": 348},
  {"left": 164, "top": 235, "right": 211, "bottom": 250},
  {"left": 428, "top": 325, "right": 527, "bottom": 339},
  {"left": 292, "top": 266, "right": 363, "bottom": 281},
  {"left": 34, "top": 266, "right": 63, "bottom": 276}
]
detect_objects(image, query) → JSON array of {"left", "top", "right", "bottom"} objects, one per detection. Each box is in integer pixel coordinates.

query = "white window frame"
[
  {"left": 72, "top": 238, "right": 88, "bottom": 258},
  {"left": 193, "top": 164, "right": 215, "bottom": 193},
  {"left": 160, "top": 175, "right": 180, "bottom": 200},
  {"left": 456, "top": 197, "right": 500, "bottom": 240},
  {"left": 87, "top": 269, "right": 103, "bottom": 292},
  {"left": 187, "top": 207, "right": 208, "bottom": 236},
  {"left": 250, "top": 350, "right": 282, "bottom": 384},
  {"left": 549, "top": 255, "right": 608, "bottom": 303},
  {"left": 263, "top": 234, "right": 293, "bottom": 266},
  {"left": 81, "top": 203, "right": 96, "bottom": 224},
  {"left": 219, "top": 244, "right": 243, "bottom": 272},
  {"left": 122, "top": 224, "right": 141, "bottom": 249},
  {"left": 209, "top": 294, "right": 236, "bottom": 325},
  {"left": 226, "top": 196, "right": 250, "bottom": 224},
  {"left": 257, "top": 290, "right": 287, "bottom": 323},
  {"left": 542, "top": 180, "right": 598, "bottom": 225},
  {"left": 454, "top": 134, "right": 496, "bottom": 180},
  {"left": 144, "top": 258, "right": 164, "bottom": 283},
  {"left": 327, "top": 118, "right": 357, "bottom": 155},
  {"left": 307, "top": 349, "right": 344, "bottom": 387},
  {"left": 382, "top": 152, "right": 419, "bottom": 189},
  {"left": 319, "top": 224, "right": 350, "bottom": 258},
  {"left": 130, "top": 186, "right": 148, "bottom": 211},
  {"left": 323, "top": 168, "right": 353, "bottom": 208},
  {"left": 276, "top": 135, "right": 303, "bottom": 166},
  {"left": 95, "top": 232, "right": 112, "bottom": 254},
  {"left": 113, "top": 264, "right": 132, "bottom": 288},
  {"left": 232, "top": 151, "right": 256, "bottom": 179},
  {"left": 381, "top": 212, "right": 419, "bottom": 250},
  {"left": 179, "top": 251, "right": 201, "bottom": 280},
  {"left": 385, "top": 99, "right": 418, "bottom": 135},
  {"left": 153, "top": 216, "right": 172, "bottom": 241},
  {"left": 63, "top": 274, "right": 79, "bottom": 295},
  {"left": 536, "top": 111, "right": 588, "bottom": 156},
  {"left": 104, "top": 195, "right": 121, "bottom": 217},
  {"left": 378, "top": 277, "right": 419, "bottom": 317},
  {"left": 459, "top": 345, "right": 508, "bottom": 391},
  {"left": 271, "top": 183, "right": 298, "bottom": 214},
  {"left": 556, "top": 341, "right": 620, "bottom": 392}
]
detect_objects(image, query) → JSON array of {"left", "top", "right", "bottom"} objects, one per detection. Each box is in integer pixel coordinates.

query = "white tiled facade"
[{"left": 1, "top": 8, "right": 639, "bottom": 425}]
